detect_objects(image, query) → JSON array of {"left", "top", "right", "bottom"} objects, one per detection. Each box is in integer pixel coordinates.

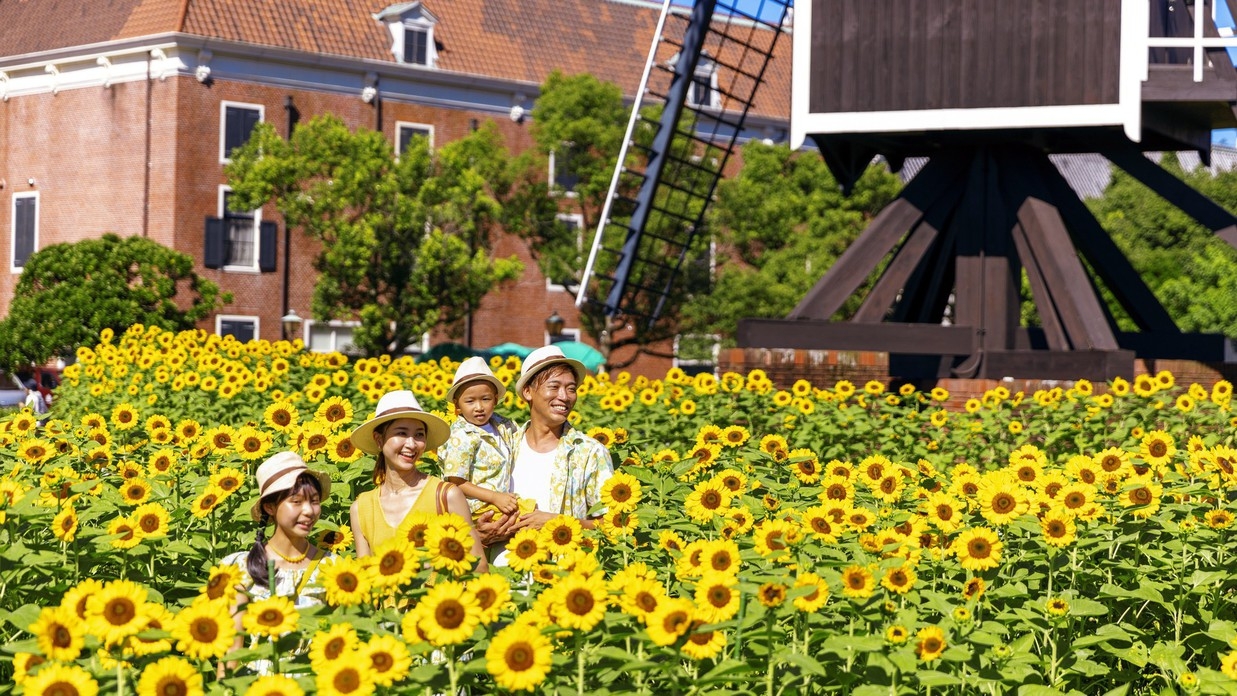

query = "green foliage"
[
  {"left": 225, "top": 116, "right": 522, "bottom": 356},
  {"left": 0, "top": 234, "right": 227, "bottom": 370},
  {"left": 1087, "top": 153, "right": 1237, "bottom": 337},
  {"left": 683, "top": 143, "right": 902, "bottom": 339}
]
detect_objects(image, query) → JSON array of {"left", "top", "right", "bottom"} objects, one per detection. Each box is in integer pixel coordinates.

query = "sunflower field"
[{"left": 3, "top": 324, "right": 1237, "bottom": 695}]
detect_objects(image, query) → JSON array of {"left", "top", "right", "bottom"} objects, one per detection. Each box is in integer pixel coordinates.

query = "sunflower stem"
[
  {"left": 446, "top": 645, "right": 459, "bottom": 696},
  {"left": 575, "top": 632, "right": 585, "bottom": 695}
]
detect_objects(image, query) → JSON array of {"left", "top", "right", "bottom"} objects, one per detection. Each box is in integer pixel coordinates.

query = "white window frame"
[
  {"left": 403, "top": 331, "right": 432, "bottom": 355},
  {"left": 215, "top": 314, "right": 260, "bottom": 342},
  {"left": 10, "top": 191, "right": 39, "bottom": 273},
  {"left": 395, "top": 121, "right": 435, "bottom": 157},
  {"left": 217, "top": 185, "right": 262, "bottom": 273},
  {"left": 548, "top": 148, "right": 580, "bottom": 198},
  {"left": 673, "top": 333, "right": 722, "bottom": 376},
  {"left": 544, "top": 326, "right": 581, "bottom": 346},
  {"left": 546, "top": 213, "right": 585, "bottom": 292},
  {"left": 687, "top": 61, "right": 721, "bottom": 110},
  {"left": 303, "top": 319, "right": 361, "bottom": 354},
  {"left": 219, "top": 101, "right": 265, "bottom": 164},
  {"left": 398, "top": 18, "right": 437, "bottom": 67}
]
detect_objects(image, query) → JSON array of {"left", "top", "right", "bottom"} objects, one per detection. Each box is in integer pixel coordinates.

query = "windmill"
[{"left": 582, "top": 0, "right": 1237, "bottom": 380}]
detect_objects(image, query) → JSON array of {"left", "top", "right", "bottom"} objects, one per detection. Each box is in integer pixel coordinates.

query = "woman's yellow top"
[{"left": 355, "top": 476, "right": 448, "bottom": 549}]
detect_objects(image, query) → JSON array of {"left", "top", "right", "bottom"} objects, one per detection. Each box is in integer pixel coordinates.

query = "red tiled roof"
[{"left": 0, "top": 0, "right": 790, "bottom": 119}]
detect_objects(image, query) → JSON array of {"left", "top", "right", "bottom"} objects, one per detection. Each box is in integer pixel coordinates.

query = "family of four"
[{"left": 221, "top": 345, "right": 615, "bottom": 623}]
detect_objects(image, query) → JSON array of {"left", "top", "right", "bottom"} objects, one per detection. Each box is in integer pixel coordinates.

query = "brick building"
[{"left": 0, "top": 0, "right": 791, "bottom": 373}]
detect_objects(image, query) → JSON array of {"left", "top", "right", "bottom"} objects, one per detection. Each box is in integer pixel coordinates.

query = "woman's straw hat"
[{"left": 349, "top": 390, "right": 450, "bottom": 455}]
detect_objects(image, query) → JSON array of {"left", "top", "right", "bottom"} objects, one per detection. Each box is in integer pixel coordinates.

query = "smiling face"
[
  {"left": 522, "top": 364, "right": 578, "bottom": 431},
  {"left": 375, "top": 417, "right": 429, "bottom": 475},
  {"left": 263, "top": 475, "right": 322, "bottom": 541},
  {"left": 455, "top": 381, "right": 498, "bottom": 427}
]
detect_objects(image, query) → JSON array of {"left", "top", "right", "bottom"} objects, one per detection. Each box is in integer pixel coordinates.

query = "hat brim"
[
  {"left": 515, "top": 356, "right": 589, "bottom": 395},
  {"left": 349, "top": 410, "right": 451, "bottom": 456},
  {"left": 250, "top": 469, "right": 333, "bottom": 523},
  {"left": 446, "top": 374, "right": 506, "bottom": 404}
]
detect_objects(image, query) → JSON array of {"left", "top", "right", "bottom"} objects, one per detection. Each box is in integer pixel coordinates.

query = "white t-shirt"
[{"left": 512, "top": 437, "right": 558, "bottom": 514}]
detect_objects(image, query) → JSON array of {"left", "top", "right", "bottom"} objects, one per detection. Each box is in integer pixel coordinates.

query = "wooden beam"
[
  {"left": 981, "top": 349, "right": 1134, "bottom": 381},
  {"left": 736, "top": 319, "right": 975, "bottom": 355},
  {"left": 1103, "top": 147, "right": 1237, "bottom": 249},
  {"left": 981, "top": 149, "right": 1020, "bottom": 351},
  {"left": 1016, "top": 197, "right": 1120, "bottom": 350},
  {"left": 1115, "top": 331, "right": 1228, "bottom": 361},
  {"left": 790, "top": 154, "right": 969, "bottom": 321},
  {"left": 1010, "top": 220, "right": 1071, "bottom": 350},
  {"left": 1032, "top": 155, "right": 1180, "bottom": 334},
  {"left": 952, "top": 151, "right": 987, "bottom": 332}
]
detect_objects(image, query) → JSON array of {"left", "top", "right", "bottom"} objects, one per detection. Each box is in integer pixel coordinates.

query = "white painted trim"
[
  {"left": 546, "top": 213, "right": 585, "bottom": 293},
  {"left": 215, "top": 314, "right": 260, "bottom": 341},
  {"left": 219, "top": 100, "right": 265, "bottom": 164},
  {"left": 217, "top": 185, "right": 262, "bottom": 272},
  {"left": 10, "top": 191, "right": 39, "bottom": 273},
  {"left": 395, "top": 121, "right": 435, "bottom": 155},
  {"left": 788, "top": 0, "right": 813, "bottom": 149},
  {"left": 672, "top": 333, "right": 721, "bottom": 372},
  {"left": 303, "top": 318, "right": 361, "bottom": 353},
  {"left": 1120, "top": 0, "right": 1147, "bottom": 142},
  {"left": 548, "top": 149, "right": 580, "bottom": 198},
  {"left": 544, "top": 326, "right": 581, "bottom": 346}
]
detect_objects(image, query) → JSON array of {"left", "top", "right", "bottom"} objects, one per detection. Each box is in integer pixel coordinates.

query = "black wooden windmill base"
[{"left": 737, "top": 145, "right": 1234, "bottom": 381}]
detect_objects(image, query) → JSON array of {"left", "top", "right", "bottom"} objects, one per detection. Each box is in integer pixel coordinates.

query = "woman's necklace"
[{"left": 268, "top": 544, "right": 309, "bottom": 563}]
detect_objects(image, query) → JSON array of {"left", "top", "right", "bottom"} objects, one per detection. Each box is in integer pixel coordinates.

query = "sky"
[{"left": 1213, "top": 3, "right": 1237, "bottom": 146}]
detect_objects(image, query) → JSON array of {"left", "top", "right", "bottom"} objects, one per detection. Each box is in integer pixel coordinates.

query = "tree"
[
  {"left": 1086, "top": 153, "right": 1237, "bottom": 337},
  {"left": 0, "top": 234, "right": 228, "bottom": 370},
  {"left": 680, "top": 142, "right": 902, "bottom": 340},
  {"left": 225, "top": 115, "right": 523, "bottom": 356}
]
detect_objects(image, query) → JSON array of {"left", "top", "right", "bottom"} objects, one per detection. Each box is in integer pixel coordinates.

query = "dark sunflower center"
[
  {"left": 106, "top": 599, "right": 136, "bottom": 625},
  {"left": 436, "top": 601, "right": 464, "bottom": 629},
  {"left": 193, "top": 618, "right": 218, "bottom": 641},
  {"left": 506, "top": 643, "right": 535, "bottom": 670},
  {"left": 1149, "top": 442, "right": 1168, "bottom": 458},
  {"left": 568, "top": 589, "right": 594, "bottom": 614},
  {"left": 968, "top": 539, "right": 991, "bottom": 558}
]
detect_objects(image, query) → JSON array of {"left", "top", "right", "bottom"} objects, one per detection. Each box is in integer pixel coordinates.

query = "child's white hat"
[
  {"left": 447, "top": 356, "right": 506, "bottom": 403},
  {"left": 250, "top": 451, "right": 332, "bottom": 522}
]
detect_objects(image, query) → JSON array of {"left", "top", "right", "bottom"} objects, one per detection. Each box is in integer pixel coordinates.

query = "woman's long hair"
[{"left": 246, "top": 472, "right": 323, "bottom": 589}]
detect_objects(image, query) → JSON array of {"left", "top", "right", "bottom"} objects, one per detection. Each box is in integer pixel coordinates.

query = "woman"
[{"left": 349, "top": 390, "right": 487, "bottom": 570}]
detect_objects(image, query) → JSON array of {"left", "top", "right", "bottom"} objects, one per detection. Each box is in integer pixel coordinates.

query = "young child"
[{"left": 439, "top": 356, "right": 522, "bottom": 520}]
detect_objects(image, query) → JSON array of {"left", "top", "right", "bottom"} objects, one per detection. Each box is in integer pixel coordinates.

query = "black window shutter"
[
  {"left": 204, "top": 217, "right": 225, "bottom": 268},
  {"left": 13, "top": 197, "right": 34, "bottom": 267},
  {"left": 243, "top": 108, "right": 261, "bottom": 143},
  {"left": 258, "top": 221, "right": 277, "bottom": 272}
]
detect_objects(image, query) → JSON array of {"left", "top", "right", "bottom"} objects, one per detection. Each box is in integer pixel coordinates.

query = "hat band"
[
  {"left": 259, "top": 466, "right": 305, "bottom": 497},
  {"left": 376, "top": 406, "right": 426, "bottom": 418}
]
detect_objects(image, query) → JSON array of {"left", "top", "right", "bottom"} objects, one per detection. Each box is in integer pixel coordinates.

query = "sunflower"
[
  {"left": 886, "top": 624, "right": 910, "bottom": 644},
  {"left": 188, "top": 485, "right": 226, "bottom": 519},
  {"left": 319, "top": 556, "right": 372, "bottom": 607},
  {"left": 552, "top": 572, "right": 608, "bottom": 631},
  {"left": 316, "top": 396, "right": 355, "bottom": 430},
  {"left": 20, "top": 663, "right": 99, "bottom": 696},
  {"left": 840, "top": 565, "right": 876, "bottom": 599},
  {"left": 309, "top": 622, "right": 360, "bottom": 671},
  {"left": 13, "top": 652, "right": 46, "bottom": 685},
  {"left": 1040, "top": 511, "right": 1077, "bottom": 548},
  {"left": 601, "top": 471, "right": 641, "bottom": 512},
  {"left": 962, "top": 576, "right": 986, "bottom": 601},
  {"left": 696, "top": 538, "right": 740, "bottom": 576},
  {"left": 507, "top": 528, "right": 549, "bottom": 572},
  {"left": 136, "top": 656, "right": 203, "bottom": 696},
  {"left": 618, "top": 576, "right": 666, "bottom": 620},
  {"left": 1045, "top": 597, "right": 1070, "bottom": 616},
  {"left": 1139, "top": 430, "right": 1176, "bottom": 468},
  {"left": 245, "top": 675, "right": 306, "bottom": 696},
  {"left": 17, "top": 439, "right": 53, "bottom": 464},
  {"left": 131, "top": 502, "right": 170, "bottom": 538},
  {"left": 173, "top": 419, "right": 202, "bottom": 442},
  {"left": 425, "top": 520, "right": 476, "bottom": 576},
  {"left": 974, "top": 476, "right": 1028, "bottom": 526},
  {"left": 800, "top": 505, "right": 840, "bottom": 542},
  {"left": 111, "top": 402, "right": 140, "bottom": 430},
  {"left": 52, "top": 505, "right": 79, "bottom": 541},
  {"left": 792, "top": 572, "right": 831, "bottom": 612},
  {"left": 1221, "top": 651, "right": 1237, "bottom": 680},
  {"left": 880, "top": 564, "right": 918, "bottom": 595},
  {"left": 299, "top": 422, "right": 333, "bottom": 456},
  {"left": 30, "top": 605, "right": 85, "bottom": 662},
  {"left": 315, "top": 661, "right": 375, "bottom": 696},
  {"left": 685, "top": 479, "right": 732, "bottom": 522},
  {"left": 118, "top": 478, "right": 153, "bottom": 506},
  {"left": 60, "top": 579, "right": 105, "bottom": 621},
  {"left": 234, "top": 427, "right": 272, "bottom": 461},
  {"left": 395, "top": 511, "right": 434, "bottom": 548},
  {"left": 486, "top": 621, "right": 554, "bottom": 692},
  {"left": 692, "top": 572, "right": 740, "bottom": 623},
  {"left": 646, "top": 597, "right": 695, "bottom": 646},
  {"left": 720, "top": 425, "right": 750, "bottom": 447},
  {"left": 86, "top": 579, "right": 151, "bottom": 645},
  {"left": 242, "top": 596, "right": 299, "bottom": 638},
  {"left": 327, "top": 434, "right": 362, "bottom": 464},
  {"left": 757, "top": 582, "right": 787, "bottom": 608},
  {"left": 539, "top": 514, "right": 584, "bottom": 556},
  {"left": 367, "top": 539, "right": 418, "bottom": 592},
  {"left": 752, "top": 519, "right": 797, "bottom": 557},
  {"left": 108, "top": 515, "right": 142, "bottom": 549},
  {"left": 845, "top": 506, "right": 878, "bottom": 532},
  {"left": 467, "top": 573, "right": 512, "bottom": 625},
  {"left": 952, "top": 527, "right": 1003, "bottom": 572},
  {"left": 922, "top": 492, "right": 963, "bottom": 533},
  {"left": 362, "top": 634, "right": 411, "bottom": 687},
  {"left": 147, "top": 449, "right": 178, "bottom": 476},
  {"left": 415, "top": 580, "right": 481, "bottom": 646},
  {"left": 1205, "top": 509, "right": 1234, "bottom": 529},
  {"left": 916, "top": 626, "right": 947, "bottom": 661},
  {"left": 1058, "top": 482, "right": 1100, "bottom": 521},
  {"left": 263, "top": 401, "right": 300, "bottom": 432},
  {"left": 1120, "top": 477, "right": 1164, "bottom": 519},
  {"left": 201, "top": 564, "right": 243, "bottom": 603},
  {"left": 681, "top": 623, "right": 727, "bottom": 661}
]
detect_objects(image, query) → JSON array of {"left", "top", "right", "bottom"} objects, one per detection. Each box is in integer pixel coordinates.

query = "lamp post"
[
  {"left": 281, "top": 310, "right": 303, "bottom": 342},
  {"left": 544, "top": 310, "right": 565, "bottom": 345}
]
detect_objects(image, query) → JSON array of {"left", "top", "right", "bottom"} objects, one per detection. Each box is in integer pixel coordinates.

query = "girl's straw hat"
[
  {"left": 250, "top": 451, "right": 332, "bottom": 522},
  {"left": 349, "top": 390, "right": 450, "bottom": 455},
  {"left": 446, "top": 356, "right": 506, "bottom": 403},
  {"left": 514, "top": 345, "right": 588, "bottom": 394}
]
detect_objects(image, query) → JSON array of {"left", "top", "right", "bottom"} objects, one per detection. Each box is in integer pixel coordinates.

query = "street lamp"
[
  {"left": 544, "top": 310, "right": 564, "bottom": 344},
  {"left": 281, "top": 310, "right": 303, "bottom": 342}
]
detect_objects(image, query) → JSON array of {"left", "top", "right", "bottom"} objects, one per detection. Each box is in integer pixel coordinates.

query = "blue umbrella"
[
  {"left": 554, "top": 341, "right": 606, "bottom": 373},
  {"left": 482, "top": 342, "right": 534, "bottom": 360}
]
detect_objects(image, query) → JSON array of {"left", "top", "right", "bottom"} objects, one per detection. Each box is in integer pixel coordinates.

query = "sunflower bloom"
[
  {"left": 551, "top": 572, "right": 609, "bottom": 631},
  {"left": 369, "top": 539, "right": 420, "bottom": 591},
  {"left": 681, "top": 624, "right": 728, "bottom": 660},
  {"left": 53, "top": 505, "right": 80, "bottom": 542},
  {"left": 362, "top": 634, "right": 412, "bottom": 687},
  {"left": 21, "top": 663, "right": 99, "bottom": 696},
  {"left": 30, "top": 605, "right": 85, "bottom": 662},
  {"left": 792, "top": 572, "right": 831, "bottom": 612},
  {"left": 600, "top": 471, "right": 641, "bottom": 512},
  {"left": 309, "top": 623, "right": 360, "bottom": 671},
  {"left": 85, "top": 579, "right": 151, "bottom": 645},
  {"left": 693, "top": 572, "right": 740, "bottom": 623},
  {"left": 415, "top": 580, "right": 481, "bottom": 646},
  {"left": 507, "top": 528, "right": 549, "bottom": 573},
  {"left": 1139, "top": 430, "right": 1176, "bottom": 468},
  {"left": 646, "top": 597, "right": 695, "bottom": 646},
  {"left": 880, "top": 564, "right": 918, "bottom": 595},
  {"left": 486, "top": 622, "right": 553, "bottom": 692},
  {"left": 172, "top": 600, "right": 236, "bottom": 660},
  {"left": 1040, "top": 511, "right": 1077, "bottom": 548},
  {"left": 952, "top": 527, "right": 1004, "bottom": 572},
  {"left": 245, "top": 675, "right": 305, "bottom": 696},
  {"left": 136, "top": 656, "right": 203, "bottom": 696},
  {"left": 315, "top": 660, "right": 375, "bottom": 696},
  {"left": 320, "top": 556, "right": 371, "bottom": 607},
  {"left": 840, "top": 565, "right": 876, "bottom": 599},
  {"left": 243, "top": 596, "right": 299, "bottom": 638},
  {"left": 425, "top": 519, "right": 477, "bottom": 576},
  {"left": 916, "top": 626, "right": 947, "bottom": 661}
]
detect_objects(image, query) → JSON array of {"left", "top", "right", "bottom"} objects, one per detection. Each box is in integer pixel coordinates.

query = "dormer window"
[
  {"left": 375, "top": 2, "right": 439, "bottom": 68},
  {"left": 669, "top": 51, "right": 719, "bottom": 110}
]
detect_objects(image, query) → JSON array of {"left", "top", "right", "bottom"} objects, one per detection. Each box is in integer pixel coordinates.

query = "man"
[
  {"left": 23, "top": 378, "right": 47, "bottom": 415},
  {"left": 475, "top": 345, "right": 613, "bottom": 547}
]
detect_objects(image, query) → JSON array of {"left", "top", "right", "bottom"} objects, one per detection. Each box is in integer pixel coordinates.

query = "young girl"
[
  {"left": 221, "top": 451, "right": 333, "bottom": 673},
  {"left": 348, "top": 390, "right": 487, "bottom": 570},
  {"left": 439, "top": 357, "right": 521, "bottom": 520}
]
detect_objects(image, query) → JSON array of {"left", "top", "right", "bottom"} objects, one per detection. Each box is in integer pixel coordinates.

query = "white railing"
[{"left": 1144, "top": 0, "right": 1237, "bottom": 81}]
